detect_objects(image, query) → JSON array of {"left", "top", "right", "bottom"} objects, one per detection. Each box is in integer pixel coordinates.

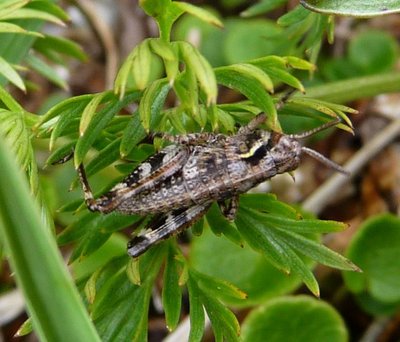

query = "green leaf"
[
  {"left": 207, "top": 101, "right": 219, "bottom": 131},
  {"left": 289, "top": 97, "right": 357, "bottom": 117},
  {"left": 71, "top": 234, "right": 127, "bottom": 281},
  {"left": 79, "top": 92, "right": 107, "bottom": 136},
  {"left": 220, "top": 63, "right": 274, "bottom": 92},
  {"left": 187, "top": 275, "right": 205, "bottom": 342},
  {"left": 92, "top": 246, "right": 165, "bottom": 341},
  {"left": 49, "top": 101, "right": 87, "bottom": 150},
  {"left": 162, "top": 246, "right": 182, "bottom": 331},
  {"left": 33, "top": 34, "right": 87, "bottom": 61},
  {"left": 215, "top": 67, "right": 278, "bottom": 130},
  {"left": 58, "top": 213, "right": 97, "bottom": 245},
  {"left": 300, "top": 12, "right": 328, "bottom": 51},
  {"left": 201, "top": 290, "right": 240, "bottom": 342},
  {"left": 59, "top": 213, "right": 141, "bottom": 261},
  {"left": 45, "top": 141, "right": 76, "bottom": 167},
  {"left": 242, "top": 296, "right": 348, "bottom": 342},
  {"left": 0, "top": 0, "right": 28, "bottom": 17},
  {"left": 191, "top": 217, "right": 204, "bottom": 236},
  {"left": 25, "top": 0, "right": 70, "bottom": 22},
  {"left": 173, "top": 67, "right": 199, "bottom": 117},
  {"left": 178, "top": 41, "right": 217, "bottom": 105},
  {"left": 240, "top": 194, "right": 299, "bottom": 220},
  {"left": 0, "top": 110, "right": 32, "bottom": 169},
  {"left": 15, "top": 318, "right": 33, "bottom": 337},
  {"left": 275, "top": 228, "right": 360, "bottom": 272},
  {"left": 235, "top": 207, "right": 291, "bottom": 273},
  {"left": 344, "top": 214, "right": 400, "bottom": 303},
  {"left": 82, "top": 138, "right": 121, "bottom": 178},
  {"left": 25, "top": 53, "right": 68, "bottom": 90},
  {"left": 37, "top": 94, "right": 95, "bottom": 127},
  {"left": 0, "top": 22, "right": 41, "bottom": 36},
  {"left": 217, "top": 108, "right": 235, "bottom": 132},
  {"left": 0, "top": 84, "right": 24, "bottom": 111},
  {"left": 192, "top": 269, "right": 247, "bottom": 301},
  {"left": 300, "top": 0, "right": 400, "bottom": 17},
  {"left": 174, "top": 2, "right": 223, "bottom": 27},
  {"left": 283, "top": 99, "right": 354, "bottom": 133},
  {"left": 138, "top": 78, "right": 170, "bottom": 133},
  {"left": 94, "top": 274, "right": 151, "bottom": 342},
  {"left": 120, "top": 115, "right": 146, "bottom": 157},
  {"left": 249, "top": 55, "right": 287, "bottom": 69},
  {"left": 241, "top": 0, "right": 287, "bottom": 17},
  {"left": 84, "top": 269, "right": 100, "bottom": 304},
  {"left": 0, "top": 55, "right": 25, "bottom": 91},
  {"left": 165, "top": 109, "right": 185, "bottom": 133},
  {"left": 190, "top": 227, "right": 304, "bottom": 307},
  {"left": 265, "top": 66, "right": 305, "bottom": 92},
  {"left": 206, "top": 203, "right": 243, "bottom": 246},
  {"left": 114, "top": 47, "right": 136, "bottom": 97},
  {"left": 149, "top": 38, "right": 179, "bottom": 83},
  {"left": 0, "top": 137, "right": 100, "bottom": 341},
  {"left": 243, "top": 206, "right": 347, "bottom": 234},
  {"left": 276, "top": 240, "right": 320, "bottom": 296},
  {"left": 284, "top": 56, "right": 316, "bottom": 71},
  {"left": 74, "top": 91, "right": 141, "bottom": 167},
  {"left": 69, "top": 232, "right": 112, "bottom": 264},
  {"left": 278, "top": 5, "right": 309, "bottom": 26},
  {"left": 149, "top": 38, "right": 175, "bottom": 60},
  {"left": 126, "top": 258, "right": 141, "bottom": 286},
  {"left": 132, "top": 39, "right": 152, "bottom": 90},
  {"left": 1, "top": 8, "right": 66, "bottom": 26}
]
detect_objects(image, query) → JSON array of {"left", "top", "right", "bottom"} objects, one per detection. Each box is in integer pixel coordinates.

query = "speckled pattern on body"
[{"left": 77, "top": 114, "right": 346, "bottom": 257}]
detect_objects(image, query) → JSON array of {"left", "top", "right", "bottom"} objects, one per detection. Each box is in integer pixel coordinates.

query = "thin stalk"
[{"left": 302, "top": 72, "right": 400, "bottom": 103}]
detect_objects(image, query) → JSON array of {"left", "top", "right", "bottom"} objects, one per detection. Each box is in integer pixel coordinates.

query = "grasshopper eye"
[{"left": 238, "top": 142, "right": 248, "bottom": 153}]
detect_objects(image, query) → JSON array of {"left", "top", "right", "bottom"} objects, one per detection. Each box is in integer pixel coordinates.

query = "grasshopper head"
[{"left": 269, "top": 133, "right": 302, "bottom": 174}]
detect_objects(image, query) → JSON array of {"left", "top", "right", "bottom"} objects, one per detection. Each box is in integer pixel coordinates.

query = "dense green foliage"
[{"left": 0, "top": 0, "right": 399, "bottom": 341}]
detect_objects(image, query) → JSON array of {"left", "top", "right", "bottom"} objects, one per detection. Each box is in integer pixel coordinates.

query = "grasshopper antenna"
[
  {"left": 276, "top": 88, "right": 297, "bottom": 110},
  {"left": 301, "top": 147, "right": 350, "bottom": 175},
  {"left": 289, "top": 118, "right": 341, "bottom": 139},
  {"left": 290, "top": 117, "right": 350, "bottom": 175}
]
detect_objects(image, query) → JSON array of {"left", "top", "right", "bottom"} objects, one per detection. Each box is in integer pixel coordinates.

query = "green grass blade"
[{"left": 0, "top": 138, "right": 100, "bottom": 341}]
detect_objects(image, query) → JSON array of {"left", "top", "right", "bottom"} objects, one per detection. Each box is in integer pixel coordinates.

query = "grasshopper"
[{"left": 77, "top": 113, "right": 348, "bottom": 258}]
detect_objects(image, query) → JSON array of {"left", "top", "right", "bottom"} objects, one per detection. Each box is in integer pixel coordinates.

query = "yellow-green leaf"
[
  {"left": 0, "top": 22, "right": 42, "bottom": 36},
  {"left": 174, "top": 1, "right": 223, "bottom": 27},
  {"left": 1, "top": 8, "right": 65, "bottom": 26},
  {"left": 179, "top": 42, "right": 217, "bottom": 105},
  {"left": 0, "top": 56, "right": 25, "bottom": 91},
  {"left": 114, "top": 48, "right": 137, "bottom": 97},
  {"left": 126, "top": 258, "right": 141, "bottom": 285},
  {"left": 79, "top": 93, "right": 107, "bottom": 136},
  {"left": 132, "top": 39, "right": 152, "bottom": 90}
]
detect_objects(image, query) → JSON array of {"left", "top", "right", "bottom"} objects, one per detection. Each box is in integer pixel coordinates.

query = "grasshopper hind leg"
[
  {"left": 127, "top": 203, "right": 212, "bottom": 258},
  {"left": 218, "top": 196, "right": 239, "bottom": 221},
  {"left": 77, "top": 163, "right": 103, "bottom": 212}
]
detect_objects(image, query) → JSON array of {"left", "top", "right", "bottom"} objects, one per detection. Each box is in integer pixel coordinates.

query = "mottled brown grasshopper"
[{"left": 78, "top": 113, "right": 348, "bottom": 258}]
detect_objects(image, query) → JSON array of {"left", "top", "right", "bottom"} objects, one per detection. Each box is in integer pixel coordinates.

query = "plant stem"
[{"left": 303, "top": 72, "right": 400, "bottom": 103}]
